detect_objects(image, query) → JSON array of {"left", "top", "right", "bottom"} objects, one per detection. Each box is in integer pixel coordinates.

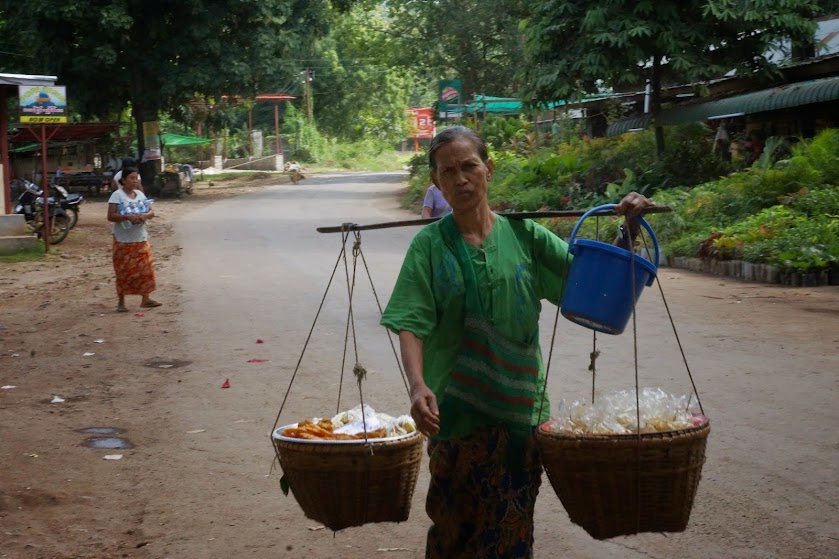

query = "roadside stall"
[
  {"left": 0, "top": 73, "right": 57, "bottom": 215},
  {"left": 8, "top": 123, "right": 119, "bottom": 196}
]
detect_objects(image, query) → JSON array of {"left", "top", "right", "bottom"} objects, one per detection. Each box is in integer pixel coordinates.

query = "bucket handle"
[{"left": 567, "top": 203, "right": 659, "bottom": 270}]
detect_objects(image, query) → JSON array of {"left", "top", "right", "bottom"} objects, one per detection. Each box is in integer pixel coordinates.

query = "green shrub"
[
  {"left": 788, "top": 185, "right": 839, "bottom": 216},
  {"left": 509, "top": 187, "right": 570, "bottom": 211},
  {"left": 282, "top": 104, "right": 328, "bottom": 163},
  {"left": 665, "top": 231, "right": 713, "bottom": 258},
  {"left": 399, "top": 125, "right": 839, "bottom": 274},
  {"left": 757, "top": 215, "right": 839, "bottom": 271},
  {"left": 645, "top": 189, "right": 692, "bottom": 242},
  {"left": 791, "top": 128, "right": 839, "bottom": 185}
]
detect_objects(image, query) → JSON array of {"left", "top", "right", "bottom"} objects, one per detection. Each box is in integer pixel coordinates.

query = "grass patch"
[
  {"left": 309, "top": 150, "right": 411, "bottom": 173},
  {"left": 194, "top": 171, "right": 282, "bottom": 182},
  {"left": 191, "top": 149, "right": 408, "bottom": 180},
  {"left": 0, "top": 241, "right": 46, "bottom": 262}
]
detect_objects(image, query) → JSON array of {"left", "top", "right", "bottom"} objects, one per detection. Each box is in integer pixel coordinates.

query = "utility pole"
[{"left": 301, "top": 69, "right": 314, "bottom": 123}]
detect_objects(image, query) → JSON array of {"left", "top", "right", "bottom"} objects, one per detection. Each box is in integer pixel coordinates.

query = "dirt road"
[{"left": 1, "top": 173, "right": 837, "bottom": 559}]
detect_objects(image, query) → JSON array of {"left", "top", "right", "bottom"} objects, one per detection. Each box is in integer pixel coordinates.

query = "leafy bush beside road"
[
  {"left": 646, "top": 129, "right": 839, "bottom": 273},
  {"left": 403, "top": 120, "right": 838, "bottom": 275}
]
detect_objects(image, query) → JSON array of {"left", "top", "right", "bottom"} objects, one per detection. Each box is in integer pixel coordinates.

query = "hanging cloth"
[{"left": 438, "top": 214, "right": 540, "bottom": 465}]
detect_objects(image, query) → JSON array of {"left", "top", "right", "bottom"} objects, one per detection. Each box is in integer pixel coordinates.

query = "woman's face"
[
  {"left": 430, "top": 138, "right": 493, "bottom": 214},
  {"left": 122, "top": 172, "right": 140, "bottom": 191}
]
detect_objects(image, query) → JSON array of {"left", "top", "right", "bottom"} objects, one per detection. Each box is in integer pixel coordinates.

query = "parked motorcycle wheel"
[
  {"left": 66, "top": 208, "right": 79, "bottom": 229},
  {"left": 39, "top": 214, "right": 71, "bottom": 245}
]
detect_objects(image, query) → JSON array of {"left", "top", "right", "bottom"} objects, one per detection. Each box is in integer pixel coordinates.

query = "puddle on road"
[{"left": 83, "top": 437, "right": 134, "bottom": 450}]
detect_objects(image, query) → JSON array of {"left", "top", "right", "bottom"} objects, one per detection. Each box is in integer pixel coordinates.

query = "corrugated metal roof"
[
  {"left": 9, "top": 123, "right": 118, "bottom": 144},
  {"left": 606, "top": 114, "right": 652, "bottom": 137},
  {"left": 607, "top": 75, "right": 839, "bottom": 136},
  {"left": 0, "top": 73, "right": 57, "bottom": 87},
  {"left": 661, "top": 75, "right": 839, "bottom": 123}
]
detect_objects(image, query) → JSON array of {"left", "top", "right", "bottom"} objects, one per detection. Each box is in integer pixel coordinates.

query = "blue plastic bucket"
[{"left": 561, "top": 204, "right": 659, "bottom": 335}]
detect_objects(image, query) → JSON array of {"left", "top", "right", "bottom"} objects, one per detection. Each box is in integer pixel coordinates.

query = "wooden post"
[
  {"left": 0, "top": 87, "right": 10, "bottom": 214},
  {"left": 248, "top": 109, "right": 253, "bottom": 158},
  {"left": 274, "top": 103, "right": 281, "bottom": 155},
  {"left": 41, "top": 124, "right": 50, "bottom": 252}
]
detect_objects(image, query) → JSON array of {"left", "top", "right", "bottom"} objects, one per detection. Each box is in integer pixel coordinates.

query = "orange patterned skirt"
[{"left": 112, "top": 239, "right": 156, "bottom": 296}]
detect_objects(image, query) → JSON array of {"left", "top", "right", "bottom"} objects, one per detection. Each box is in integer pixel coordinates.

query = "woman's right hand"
[{"left": 410, "top": 382, "right": 440, "bottom": 436}]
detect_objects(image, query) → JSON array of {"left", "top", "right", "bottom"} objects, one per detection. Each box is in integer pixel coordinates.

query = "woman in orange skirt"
[{"left": 106, "top": 167, "right": 161, "bottom": 312}]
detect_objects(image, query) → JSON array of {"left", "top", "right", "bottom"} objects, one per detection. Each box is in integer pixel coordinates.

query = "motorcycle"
[
  {"left": 13, "top": 180, "right": 72, "bottom": 244},
  {"left": 50, "top": 181, "right": 84, "bottom": 229}
]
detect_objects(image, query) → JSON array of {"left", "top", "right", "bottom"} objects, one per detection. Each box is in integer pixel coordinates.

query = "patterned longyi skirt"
[
  {"left": 112, "top": 239, "right": 156, "bottom": 296},
  {"left": 425, "top": 427, "right": 542, "bottom": 559}
]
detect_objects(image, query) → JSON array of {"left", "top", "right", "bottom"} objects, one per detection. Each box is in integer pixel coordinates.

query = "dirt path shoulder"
[{"left": 0, "top": 175, "right": 287, "bottom": 558}]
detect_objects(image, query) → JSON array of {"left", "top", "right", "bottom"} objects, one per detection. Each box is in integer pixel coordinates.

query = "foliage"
[
  {"left": 788, "top": 186, "right": 839, "bottom": 217},
  {"left": 282, "top": 104, "right": 330, "bottom": 163},
  {"left": 2, "top": 0, "right": 348, "bottom": 163},
  {"left": 522, "top": 1, "right": 819, "bottom": 153},
  {"left": 319, "top": 139, "right": 408, "bottom": 171},
  {"left": 400, "top": 127, "right": 838, "bottom": 274},
  {"left": 737, "top": 212, "right": 838, "bottom": 271},
  {"left": 641, "top": 129, "right": 839, "bottom": 272},
  {"left": 480, "top": 115, "right": 538, "bottom": 153},
  {"left": 309, "top": 3, "right": 424, "bottom": 143},
  {"left": 406, "top": 152, "right": 428, "bottom": 178},
  {"left": 789, "top": 128, "right": 839, "bottom": 185},
  {"left": 384, "top": 0, "right": 531, "bottom": 97},
  {"left": 480, "top": 122, "right": 731, "bottom": 212}
]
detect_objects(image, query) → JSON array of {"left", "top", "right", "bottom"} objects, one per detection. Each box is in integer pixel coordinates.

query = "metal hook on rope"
[
  {"left": 353, "top": 362, "right": 367, "bottom": 384},
  {"left": 588, "top": 349, "right": 601, "bottom": 373},
  {"left": 352, "top": 230, "right": 362, "bottom": 258}
]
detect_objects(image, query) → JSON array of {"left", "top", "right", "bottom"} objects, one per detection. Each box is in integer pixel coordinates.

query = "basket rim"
[
  {"left": 273, "top": 427, "right": 422, "bottom": 447},
  {"left": 536, "top": 419, "right": 710, "bottom": 442}
]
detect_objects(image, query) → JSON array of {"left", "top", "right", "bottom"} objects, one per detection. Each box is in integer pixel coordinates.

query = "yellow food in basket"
[{"left": 282, "top": 418, "right": 388, "bottom": 441}]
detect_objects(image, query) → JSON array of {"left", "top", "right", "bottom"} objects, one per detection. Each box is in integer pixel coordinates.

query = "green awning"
[
  {"left": 160, "top": 133, "right": 213, "bottom": 146},
  {"left": 464, "top": 96, "right": 523, "bottom": 115},
  {"left": 132, "top": 133, "right": 213, "bottom": 147},
  {"left": 607, "top": 75, "right": 839, "bottom": 136},
  {"left": 10, "top": 142, "right": 40, "bottom": 153},
  {"left": 449, "top": 93, "right": 620, "bottom": 116}
]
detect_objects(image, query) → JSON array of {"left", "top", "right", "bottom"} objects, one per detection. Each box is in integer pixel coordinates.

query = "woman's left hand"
[{"left": 615, "top": 192, "right": 655, "bottom": 220}]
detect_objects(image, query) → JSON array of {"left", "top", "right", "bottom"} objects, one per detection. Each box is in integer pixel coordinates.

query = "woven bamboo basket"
[
  {"left": 272, "top": 429, "right": 424, "bottom": 531},
  {"left": 536, "top": 421, "right": 710, "bottom": 540}
]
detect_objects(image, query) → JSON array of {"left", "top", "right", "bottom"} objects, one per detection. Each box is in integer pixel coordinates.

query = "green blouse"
[{"left": 381, "top": 215, "right": 572, "bottom": 432}]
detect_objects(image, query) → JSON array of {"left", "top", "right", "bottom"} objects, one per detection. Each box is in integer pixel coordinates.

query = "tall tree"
[
  {"left": 2, "top": 0, "right": 343, "bottom": 179},
  {"left": 523, "top": 0, "right": 819, "bottom": 154},
  {"left": 385, "top": 0, "right": 530, "bottom": 100},
  {"left": 308, "top": 3, "right": 430, "bottom": 142}
]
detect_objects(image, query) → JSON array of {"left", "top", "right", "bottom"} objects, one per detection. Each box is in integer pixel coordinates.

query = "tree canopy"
[
  {"left": 522, "top": 0, "right": 820, "bottom": 153},
  {"left": 1, "top": 0, "right": 834, "bottom": 158},
  {"left": 1, "top": 0, "right": 348, "bottom": 170},
  {"left": 384, "top": 0, "right": 530, "bottom": 99},
  {"left": 306, "top": 3, "right": 424, "bottom": 142}
]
